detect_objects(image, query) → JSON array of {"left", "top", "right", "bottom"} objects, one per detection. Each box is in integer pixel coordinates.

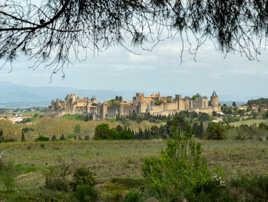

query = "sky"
[
  {"left": 1, "top": 0, "right": 268, "bottom": 102},
  {"left": 0, "top": 38, "right": 268, "bottom": 102}
]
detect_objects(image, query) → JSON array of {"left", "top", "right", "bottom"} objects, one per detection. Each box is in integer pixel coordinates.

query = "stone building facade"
[
  {"left": 49, "top": 94, "right": 99, "bottom": 119},
  {"left": 49, "top": 91, "right": 221, "bottom": 120}
]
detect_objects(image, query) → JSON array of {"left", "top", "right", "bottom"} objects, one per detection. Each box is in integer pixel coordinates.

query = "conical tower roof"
[{"left": 212, "top": 91, "right": 218, "bottom": 97}]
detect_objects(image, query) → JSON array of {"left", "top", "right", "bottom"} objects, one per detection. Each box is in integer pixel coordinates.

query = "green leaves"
[{"left": 142, "top": 120, "right": 228, "bottom": 201}]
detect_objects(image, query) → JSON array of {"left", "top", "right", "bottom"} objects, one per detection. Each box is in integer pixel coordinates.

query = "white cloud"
[{"left": 1, "top": 39, "right": 268, "bottom": 100}]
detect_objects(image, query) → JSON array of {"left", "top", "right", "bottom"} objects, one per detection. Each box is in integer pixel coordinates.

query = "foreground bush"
[
  {"left": 72, "top": 167, "right": 96, "bottom": 190},
  {"left": 124, "top": 191, "right": 144, "bottom": 202},
  {"left": 44, "top": 165, "right": 72, "bottom": 192},
  {"left": 72, "top": 167, "right": 99, "bottom": 201},
  {"left": 230, "top": 175, "right": 268, "bottom": 201},
  {"left": 74, "top": 184, "right": 99, "bottom": 202},
  {"left": 0, "top": 160, "right": 16, "bottom": 192},
  {"left": 142, "top": 130, "right": 229, "bottom": 202}
]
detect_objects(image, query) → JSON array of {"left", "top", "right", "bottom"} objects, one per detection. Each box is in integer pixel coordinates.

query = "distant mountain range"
[
  {"left": 0, "top": 82, "right": 260, "bottom": 108},
  {"left": 0, "top": 82, "right": 136, "bottom": 108}
]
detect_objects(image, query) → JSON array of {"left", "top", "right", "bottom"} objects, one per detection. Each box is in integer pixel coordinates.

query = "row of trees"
[
  {"left": 97, "top": 114, "right": 268, "bottom": 141},
  {"left": 117, "top": 111, "right": 211, "bottom": 124},
  {"left": 94, "top": 124, "right": 168, "bottom": 140},
  {"left": 95, "top": 115, "right": 227, "bottom": 140}
]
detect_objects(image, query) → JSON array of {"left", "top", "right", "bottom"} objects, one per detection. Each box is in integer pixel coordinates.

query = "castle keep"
[{"left": 49, "top": 91, "right": 221, "bottom": 120}]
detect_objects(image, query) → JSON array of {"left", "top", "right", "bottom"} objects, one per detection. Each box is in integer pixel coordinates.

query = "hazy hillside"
[
  {"left": 0, "top": 82, "right": 260, "bottom": 108},
  {"left": 0, "top": 82, "right": 135, "bottom": 108}
]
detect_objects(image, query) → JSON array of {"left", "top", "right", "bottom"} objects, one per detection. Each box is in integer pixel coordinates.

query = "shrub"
[
  {"left": 72, "top": 167, "right": 98, "bottom": 202},
  {"left": 0, "top": 160, "right": 16, "bottom": 192},
  {"left": 142, "top": 130, "right": 227, "bottom": 202},
  {"left": 67, "top": 133, "right": 75, "bottom": 139},
  {"left": 230, "top": 175, "right": 268, "bottom": 201},
  {"left": 124, "top": 191, "right": 144, "bottom": 202},
  {"left": 60, "top": 134, "right": 65, "bottom": 141},
  {"left": 72, "top": 167, "right": 96, "bottom": 190},
  {"left": 51, "top": 135, "right": 57, "bottom": 141},
  {"left": 74, "top": 184, "right": 99, "bottom": 202},
  {"left": 166, "top": 114, "right": 193, "bottom": 137},
  {"left": 35, "top": 136, "right": 49, "bottom": 142},
  {"left": 44, "top": 162, "right": 72, "bottom": 192},
  {"left": 94, "top": 124, "right": 110, "bottom": 140},
  {"left": 206, "top": 122, "right": 226, "bottom": 140},
  {"left": 116, "top": 125, "right": 124, "bottom": 133},
  {"left": 118, "top": 130, "right": 133, "bottom": 140},
  {"left": 21, "top": 133, "right": 25, "bottom": 142},
  {"left": 45, "top": 176, "right": 70, "bottom": 192},
  {"left": 0, "top": 129, "right": 3, "bottom": 143},
  {"left": 3, "top": 138, "right": 16, "bottom": 143},
  {"left": 94, "top": 124, "right": 134, "bottom": 140}
]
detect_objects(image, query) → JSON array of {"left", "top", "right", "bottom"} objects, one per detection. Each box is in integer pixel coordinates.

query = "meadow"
[
  {"left": 0, "top": 139, "right": 267, "bottom": 189},
  {"left": 230, "top": 119, "right": 268, "bottom": 127},
  {"left": 0, "top": 117, "right": 268, "bottom": 201}
]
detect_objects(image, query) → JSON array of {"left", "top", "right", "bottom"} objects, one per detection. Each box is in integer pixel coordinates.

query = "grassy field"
[
  {"left": 230, "top": 119, "right": 268, "bottom": 127},
  {"left": 0, "top": 139, "right": 267, "bottom": 190},
  {"left": 0, "top": 119, "right": 162, "bottom": 141}
]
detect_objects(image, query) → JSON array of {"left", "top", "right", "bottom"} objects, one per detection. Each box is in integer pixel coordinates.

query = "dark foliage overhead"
[{"left": 0, "top": 0, "right": 268, "bottom": 72}]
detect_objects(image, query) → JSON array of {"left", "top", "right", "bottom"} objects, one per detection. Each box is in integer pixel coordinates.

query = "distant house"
[{"left": 8, "top": 117, "right": 23, "bottom": 124}]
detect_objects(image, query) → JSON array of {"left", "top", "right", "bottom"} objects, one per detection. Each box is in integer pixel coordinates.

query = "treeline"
[
  {"left": 116, "top": 111, "right": 211, "bottom": 123},
  {"left": 2, "top": 114, "right": 268, "bottom": 142},
  {"left": 116, "top": 112, "right": 174, "bottom": 123},
  {"left": 226, "top": 123, "right": 268, "bottom": 141},
  {"left": 248, "top": 98, "right": 268, "bottom": 106},
  {"left": 94, "top": 124, "right": 168, "bottom": 140},
  {"left": 95, "top": 115, "right": 206, "bottom": 140},
  {"left": 95, "top": 115, "right": 268, "bottom": 141},
  {"left": 62, "top": 114, "right": 93, "bottom": 121}
]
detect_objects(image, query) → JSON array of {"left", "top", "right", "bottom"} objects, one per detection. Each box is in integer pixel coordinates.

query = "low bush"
[
  {"left": 206, "top": 122, "right": 226, "bottom": 140},
  {"left": 0, "top": 160, "right": 17, "bottom": 192},
  {"left": 44, "top": 162, "right": 72, "bottom": 192},
  {"left": 74, "top": 184, "right": 99, "bottom": 202},
  {"left": 72, "top": 167, "right": 99, "bottom": 201},
  {"left": 60, "top": 134, "right": 66, "bottom": 141},
  {"left": 67, "top": 133, "right": 75, "bottom": 139},
  {"left": 230, "top": 175, "right": 268, "bottom": 201},
  {"left": 226, "top": 124, "right": 268, "bottom": 140},
  {"left": 72, "top": 167, "right": 96, "bottom": 190},
  {"left": 51, "top": 135, "right": 57, "bottom": 141},
  {"left": 35, "top": 135, "right": 49, "bottom": 142},
  {"left": 3, "top": 138, "right": 17, "bottom": 143},
  {"left": 142, "top": 130, "right": 228, "bottom": 202},
  {"left": 124, "top": 191, "right": 144, "bottom": 202}
]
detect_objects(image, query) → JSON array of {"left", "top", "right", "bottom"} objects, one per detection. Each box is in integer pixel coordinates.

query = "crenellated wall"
[{"left": 49, "top": 92, "right": 221, "bottom": 120}]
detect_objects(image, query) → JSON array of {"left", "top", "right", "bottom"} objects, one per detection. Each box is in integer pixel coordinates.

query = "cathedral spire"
[{"left": 212, "top": 91, "right": 217, "bottom": 97}]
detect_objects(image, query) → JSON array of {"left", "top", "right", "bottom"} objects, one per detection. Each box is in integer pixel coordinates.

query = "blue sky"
[{"left": 0, "top": 38, "right": 267, "bottom": 101}]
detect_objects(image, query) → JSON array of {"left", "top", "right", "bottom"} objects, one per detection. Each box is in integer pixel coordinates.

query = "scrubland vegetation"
[
  {"left": 0, "top": 113, "right": 267, "bottom": 201},
  {"left": 0, "top": 137, "right": 267, "bottom": 201}
]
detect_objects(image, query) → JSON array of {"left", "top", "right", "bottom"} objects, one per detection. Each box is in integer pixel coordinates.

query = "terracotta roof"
[
  {"left": 120, "top": 102, "right": 131, "bottom": 104},
  {"left": 77, "top": 98, "right": 88, "bottom": 103}
]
